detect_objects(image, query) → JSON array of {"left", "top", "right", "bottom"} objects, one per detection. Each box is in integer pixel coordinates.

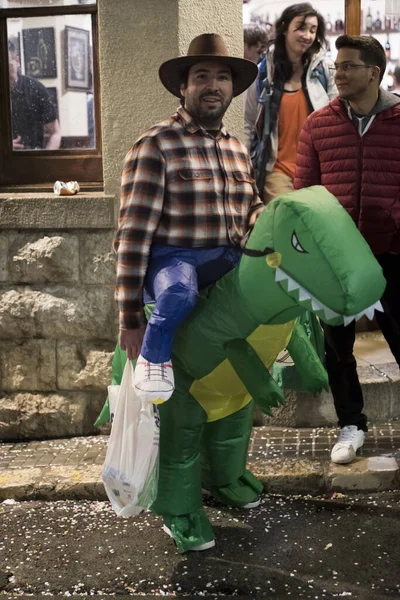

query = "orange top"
[{"left": 274, "top": 88, "right": 309, "bottom": 179}]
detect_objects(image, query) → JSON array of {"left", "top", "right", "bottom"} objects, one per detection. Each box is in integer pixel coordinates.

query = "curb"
[
  {"left": 1, "top": 457, "right": 399, "bottom": 502},
  {"left": 251, "top": 456, "right": 400, "bottom": 494}
]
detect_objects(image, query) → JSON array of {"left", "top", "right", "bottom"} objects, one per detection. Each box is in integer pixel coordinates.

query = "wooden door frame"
[{"left": 345, "top": 0, "right": 362, "bottom": 35}]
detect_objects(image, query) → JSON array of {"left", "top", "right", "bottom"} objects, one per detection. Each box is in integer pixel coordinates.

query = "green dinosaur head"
[{"left": 238, "top": 186, "right": 386, "bottom": 326}]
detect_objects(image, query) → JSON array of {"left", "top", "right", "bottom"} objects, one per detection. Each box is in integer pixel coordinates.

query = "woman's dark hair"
[
  {"left": 270, "top": 3, "right": 326, "bottom": 85},
  {"left": 335, "top": 35, "right": 386, "bottom": 83}
]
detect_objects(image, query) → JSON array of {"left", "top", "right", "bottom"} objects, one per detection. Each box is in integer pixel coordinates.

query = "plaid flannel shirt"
[{"left": 114, "top": 106, "right": 263, "bottom": 330}]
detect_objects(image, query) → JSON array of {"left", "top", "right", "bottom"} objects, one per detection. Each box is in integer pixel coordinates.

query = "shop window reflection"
[
  {"left": 7, "top": 13, "right": 96, "bottom": 151},
  {"left": 361, "top": 0, "right": 400, "bottom": 91}
]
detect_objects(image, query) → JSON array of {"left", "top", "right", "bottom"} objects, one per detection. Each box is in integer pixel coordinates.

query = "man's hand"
[
  {"left": 120, "top": 327, "right": 146, "bottom": 361},
  {"left": 13, "top": 136, "right": 25, "bottom": 149},
  {"left": 249, "top": 204, "right": 264, "bottom": 226}
]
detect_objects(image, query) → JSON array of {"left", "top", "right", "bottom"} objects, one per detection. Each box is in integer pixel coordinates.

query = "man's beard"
[
  {"left": 191, "top": 95, "right": 232, "bottom": 126},
  {"left": 196, "top": 103, "right": 227, "bottom": 121}
]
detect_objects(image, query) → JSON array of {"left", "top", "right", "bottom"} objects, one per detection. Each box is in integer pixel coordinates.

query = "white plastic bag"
[{"left": 102, "top": 360, "right": 160, "bottom": 517}]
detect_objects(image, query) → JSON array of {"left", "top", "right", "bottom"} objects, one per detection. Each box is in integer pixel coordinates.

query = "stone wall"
[{"left": 0, "top": 194, "right": 117, "bottom": 440}]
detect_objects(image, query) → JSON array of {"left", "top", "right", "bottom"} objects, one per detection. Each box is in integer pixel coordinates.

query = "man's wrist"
[{"left": 119, "top": 312, "right": 147, "bottom": 331}]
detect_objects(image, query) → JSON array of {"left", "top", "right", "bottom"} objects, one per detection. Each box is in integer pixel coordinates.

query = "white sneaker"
[
  {"left": 330, "top": 426, "right": 365, "bottom": 464},
  {"left": 134, "top": 355, "right": 175, "bottom": 404}
]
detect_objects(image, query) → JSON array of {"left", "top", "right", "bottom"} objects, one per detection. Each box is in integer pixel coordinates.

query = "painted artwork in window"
[
  {"left": 64, "top": 25, "right": 91, "bottom": 91},
  {"left": 23, "top": 27, "right": 57, "bottom": 78}
]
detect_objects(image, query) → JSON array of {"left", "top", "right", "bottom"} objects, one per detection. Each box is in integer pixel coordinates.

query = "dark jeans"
[{"left": 322, "top": 254, "right": 400, "bottom": 431}]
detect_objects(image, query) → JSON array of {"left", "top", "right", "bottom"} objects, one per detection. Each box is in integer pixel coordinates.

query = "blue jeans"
[{"left": 141, "top": 245, "right": 241, "bottom": 363}]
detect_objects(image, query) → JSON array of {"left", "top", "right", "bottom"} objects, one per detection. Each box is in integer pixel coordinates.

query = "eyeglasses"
[{"left": 329, "top": 63, "right": 375, "bottom": 73}]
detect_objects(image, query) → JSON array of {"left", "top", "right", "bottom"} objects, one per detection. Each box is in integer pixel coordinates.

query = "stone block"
[
  {"left": 0, "top": 233, "right": 8, "bottom": 282},
  {"left": 294, "top": 376, "right": 400, "bottom": 427},
  {"left": 0, "top": 466, "right": 107, "bottom": 502},
  {"left": 294, "top": 389, "right": 337, "bottom": 427},
  {"left": 79, "top": 230, "right": 116, "bottom": 285},
  {"left": 0, "top": 194, "right": 115, "bottom": 229},
  {"left": 9, "top": 234, "right": 79, "bottom": 283},
  {"left": 0, "top": 391, "right": 105, "bottom": 440},
  {"left": 249, "top": 458, "right": 325, "bottom": 494},
  {"left": 0, "top": 286, "right": 117, "bottom": 340},
  {"left": 257, "top": 388, "right": 297, "bottom": 427},
  {"left": 0, "top": 339, "right": 56, "bottom": 391},
  {"left": 327, "top": 456, "right": 399, "bottom": 491},
  {"left": 57, "top": 341, "right": 114, "bottom": 390}
]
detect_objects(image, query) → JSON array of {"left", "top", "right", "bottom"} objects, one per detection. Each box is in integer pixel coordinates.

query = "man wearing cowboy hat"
[{"left": 114, "top": 33, "right": 262, "bottom": 402}]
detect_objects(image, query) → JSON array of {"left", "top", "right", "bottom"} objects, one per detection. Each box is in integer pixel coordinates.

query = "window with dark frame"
[{"left": 0, "top": 1, "right": 102, "bottom": 189}]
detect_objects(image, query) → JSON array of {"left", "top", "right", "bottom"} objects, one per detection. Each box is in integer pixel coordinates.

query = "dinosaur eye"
[{"left": 291, "top": 231, "right": 308, "bottom": 254}]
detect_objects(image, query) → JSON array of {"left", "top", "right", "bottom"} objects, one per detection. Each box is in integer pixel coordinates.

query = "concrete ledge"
[
  {"left": 0, "top": 465, "right": 106, "bottom": 501},
  {"left": 249, "top": 458, "right": 326, "bottom": 494},
  {"left": 1, "top": 455, "right": 398, "bottom": 502},
  {"left": 327, "top": 456, "right": 399, "bottom": 491},
  {"left": 0, "top": 193, "right": 116, "bottom": 229},
  {"left": 287, "top": 370, "right": 400, "bottom": 428}
]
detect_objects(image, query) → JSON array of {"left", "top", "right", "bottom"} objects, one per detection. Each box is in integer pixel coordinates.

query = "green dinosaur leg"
[
  {"left": 151, "top": 365, "right": 214, "bottom": 553},
  {"left": 201, "top": 401, "right": 263, "bottom": 508},
  {"left": 225, "top": 338, "right": 285, "bottom": 415},
  {"left": 284, "top": 321, "right": 329, "bottom": 393}
]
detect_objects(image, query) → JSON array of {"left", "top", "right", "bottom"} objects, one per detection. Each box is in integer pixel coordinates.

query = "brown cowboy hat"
[{"left": 159, "top": 33, "right": 258, "bottom": 98}]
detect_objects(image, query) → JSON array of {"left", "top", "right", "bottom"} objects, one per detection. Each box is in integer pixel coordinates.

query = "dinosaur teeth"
[
  {"left": 298, "top": 287, "right": 311, "bottom": 302},
  {"left": 275, "top": 268, "right": 288, "bottom": 283},
  {"left": 275, "top": 267, "right": 383, "bottom": 324},
  {"left": 276, "top": 268, "right": 340, "bottom": 318},
  {"left": 343, "top": 315, "right": 356, "bottom": 326},
  {"left": 287, "top": 277, "right": 300, "bottom": 292},
  {"left": 311, "top": 298, "right": 324, "bottom": 312},
  {"left": 323, "top": 307, "right": 341, "bottom": 320},
  {"left": 344, "top": 300, "right": 384, "bottom": 325}
]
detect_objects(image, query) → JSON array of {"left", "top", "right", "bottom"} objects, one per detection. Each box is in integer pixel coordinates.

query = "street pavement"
[
  {"left": 0, "top": 492, "right": 399, "bottom": 599},
  {"left": 0, "top": 330, "right": 399, "bottom": 597},
  {"left": 1, "top": 422, "right": 399, "bottom": 503}
]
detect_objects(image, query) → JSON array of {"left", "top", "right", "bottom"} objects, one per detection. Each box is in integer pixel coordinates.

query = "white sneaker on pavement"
[
  {"left": 134, "top": 355, "right": 175, "bottom": 404},
  {"left": 330, "top": 425, "right": 365, "bottom": 464}
]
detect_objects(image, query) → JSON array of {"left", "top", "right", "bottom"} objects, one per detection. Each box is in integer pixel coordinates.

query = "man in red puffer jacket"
[{"left": 294, "top": 35, "right": 400, "bottom": 465}]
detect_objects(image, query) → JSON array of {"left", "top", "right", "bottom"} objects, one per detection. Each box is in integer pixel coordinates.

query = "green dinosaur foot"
[
  {"left": 163, "top": 508, "right": 215, "bottom": 553},
  {"left": 204, "top": 469, "right": 264, "bottom": 509}
]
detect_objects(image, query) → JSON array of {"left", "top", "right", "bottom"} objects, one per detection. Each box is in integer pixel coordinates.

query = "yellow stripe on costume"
[{"left": 189, "top": 321, "right": 295, "bottom": 422}]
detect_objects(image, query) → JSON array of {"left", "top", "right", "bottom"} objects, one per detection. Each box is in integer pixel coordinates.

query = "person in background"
[
  {"left": 393, "top": 66, "right": 400, "bottom": 95},
  {"left": 244, "top": 2, "right": 337, "bottom": 203},
  {"left": 244, "top": 3, "right": 337, "bottom": 392},
  {"left": 294, "top": 35, "right": 400, "bottom": 464},
  {"left": 8, "top": 38, "right": 61, "bottom": 150},
  {"left": 114, "top": 34, "right": 262, "bottom": 404},
  {"left": 243, "top": 25, "right": 268, "bottom": 64}
]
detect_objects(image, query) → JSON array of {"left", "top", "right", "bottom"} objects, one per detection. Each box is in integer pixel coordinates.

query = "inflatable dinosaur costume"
[{"left": 98, "top": 187, "right": 386, "bottom": 552}]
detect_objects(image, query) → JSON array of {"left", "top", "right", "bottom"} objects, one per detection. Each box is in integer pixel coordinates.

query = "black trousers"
[{"left": 322, "top": 254, "right": 400, "bottom": 431}]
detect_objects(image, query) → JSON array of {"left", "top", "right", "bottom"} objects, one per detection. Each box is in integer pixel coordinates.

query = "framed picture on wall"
[
  {"left": 64, "top": 26, "right": 90, "bottom": 91},
  {"left": 22, "top": 27, "right": 57, "bottom": 79}
]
